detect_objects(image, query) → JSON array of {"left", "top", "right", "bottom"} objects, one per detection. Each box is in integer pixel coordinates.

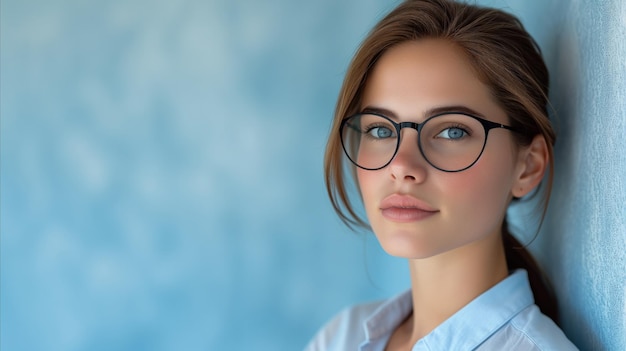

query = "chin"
[
  {"left": 375, "top": 230, "right": 449, "bottom": 259},
  {"left": 382, "top": 245, "right": 447, "bottom": 259}
]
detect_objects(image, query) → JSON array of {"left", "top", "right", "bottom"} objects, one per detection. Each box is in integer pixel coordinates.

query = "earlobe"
[{"left": 512, "top": 135, "right": 549, "bottom": 198}]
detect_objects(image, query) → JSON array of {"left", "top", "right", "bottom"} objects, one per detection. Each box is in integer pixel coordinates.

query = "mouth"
[{"left": 380, "top": 194, "right": 439, "bottom": 223}]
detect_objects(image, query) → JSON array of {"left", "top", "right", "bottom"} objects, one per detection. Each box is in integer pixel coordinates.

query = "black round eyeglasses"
[{"left": 340, "top": 111, "right": 519, "bottom": 172}]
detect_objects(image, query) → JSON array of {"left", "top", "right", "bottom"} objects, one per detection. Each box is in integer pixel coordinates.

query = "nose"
[{"left": 388, "top": 128, "right": 428, "bottom": 183}]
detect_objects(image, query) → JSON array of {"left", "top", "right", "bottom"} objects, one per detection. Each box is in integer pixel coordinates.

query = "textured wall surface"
[
  {"left": 1, "top": 0, "right": 624, "bottom": 350},
  {"left": 503, "top": 1, "right": 626, "bottom": 351},
  {"left": 533, "top": 1, "right": 626, "bottom": 350}
]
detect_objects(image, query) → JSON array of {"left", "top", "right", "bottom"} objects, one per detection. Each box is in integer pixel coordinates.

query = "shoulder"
[
  {"left": 303, "top": 300, "right": 384, "bottom": 351},
  {"left": 479, "top": 304, "right": 579, "bottom": 350},
  {"left": 509, "top": 305, "right": 578, "bottom": 350}
]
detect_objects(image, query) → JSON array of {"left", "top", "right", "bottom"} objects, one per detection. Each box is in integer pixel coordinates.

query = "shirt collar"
[
  {"left": 362, "top": 289, "right": 413, "bottom": 342},
  {"left": 361, "top": 269, "right": 535, "bottom": 350},
  {"left": 420, "top": 269, "right": 535, "bottom": 349}
]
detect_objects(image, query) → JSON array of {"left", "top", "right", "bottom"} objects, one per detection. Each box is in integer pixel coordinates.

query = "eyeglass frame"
[{"left": 339, "top": 111, "right": 521, "bottom": 173}]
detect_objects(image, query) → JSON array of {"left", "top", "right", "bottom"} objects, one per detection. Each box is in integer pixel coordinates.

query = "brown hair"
[{"left": 324, "top": 0, "right": 558, "bottom": 322}]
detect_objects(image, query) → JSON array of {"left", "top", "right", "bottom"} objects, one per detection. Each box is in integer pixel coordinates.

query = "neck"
[{"left": 403, "top": 233, "right": 508, "bottom": 344}]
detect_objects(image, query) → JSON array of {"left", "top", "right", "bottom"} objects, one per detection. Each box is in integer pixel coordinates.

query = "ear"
[{"left": 512, "top": 135, "right": 549, "bottom": 198}]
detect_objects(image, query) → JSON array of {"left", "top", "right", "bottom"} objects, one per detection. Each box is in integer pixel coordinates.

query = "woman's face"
[{"left": 357, "top": 39, "right": 527, "bottom": 259}]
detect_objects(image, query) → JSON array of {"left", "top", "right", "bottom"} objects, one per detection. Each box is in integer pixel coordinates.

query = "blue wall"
[{"left": 1, "top": 1, "right": 624, "bottom": 350}]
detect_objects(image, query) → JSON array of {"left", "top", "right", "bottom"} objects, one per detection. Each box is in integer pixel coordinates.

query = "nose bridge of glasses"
[
  {"left": 394, "top": 120, "right": 424, "bottom": 161},
  {"left": 398, "top": 121, "right": 421, "bottom": 131},
  {"left": 390, "top": 120, "right": 431, "bottom": 173},
  {"left": 397, "top": 121, "right": 422, "bottom": 144}
]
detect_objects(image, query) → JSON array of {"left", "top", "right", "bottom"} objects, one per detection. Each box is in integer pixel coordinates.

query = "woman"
[{"left": 306, "top": 0, "right": 578, "bottom": 350}]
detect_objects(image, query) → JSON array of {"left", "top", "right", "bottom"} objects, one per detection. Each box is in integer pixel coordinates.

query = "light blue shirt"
[{"left": 305, "top": 270, "right": 578, "bottom": 350}]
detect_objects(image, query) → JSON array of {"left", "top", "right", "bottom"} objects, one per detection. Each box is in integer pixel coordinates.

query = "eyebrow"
[{"left": 361, "top": 105, "right": 486, "bottom": 120}]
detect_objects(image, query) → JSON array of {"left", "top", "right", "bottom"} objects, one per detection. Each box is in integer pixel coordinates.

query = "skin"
[{"left": 355, "top": 39, "right": 548, "bottom": 350}]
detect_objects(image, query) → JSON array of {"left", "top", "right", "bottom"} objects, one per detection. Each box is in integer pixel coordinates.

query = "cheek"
[
  {"left": 356, "top": 168, "right": 380, "bottom": 214},
  {"left": 356, "top": 168, "right": 372, "bottom": 199},
  {"left": 443, "top": 149, "right": 517, "bottom": 223}
]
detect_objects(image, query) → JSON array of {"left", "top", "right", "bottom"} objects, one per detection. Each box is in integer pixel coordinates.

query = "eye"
[
  {"left": 436, "top": 126, "right": 468, "bottom": 140},
  {"left": 365, "top": 125, "right": 395, "bottom": 139}
]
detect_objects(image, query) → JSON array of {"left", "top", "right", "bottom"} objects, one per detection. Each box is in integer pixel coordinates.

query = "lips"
[{"left": 380, "top": 194, "right": 439, "bottom": 222}]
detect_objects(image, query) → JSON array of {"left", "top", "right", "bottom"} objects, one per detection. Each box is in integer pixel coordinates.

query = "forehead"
[{"left": 361, "top": 39, "right": 505, "bottom": 121}]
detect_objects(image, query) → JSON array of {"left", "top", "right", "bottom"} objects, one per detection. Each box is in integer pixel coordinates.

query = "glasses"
[{"left": 340, "top": 112, "right": 519, "bottom": 172}]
